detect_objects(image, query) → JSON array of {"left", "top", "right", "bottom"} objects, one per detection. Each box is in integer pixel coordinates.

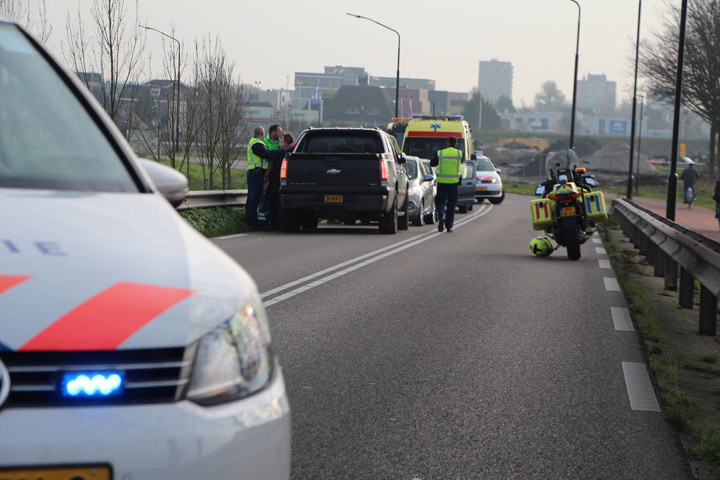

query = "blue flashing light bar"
[{"left": 62, "top": 372, "right": 124, "bottom": 397}]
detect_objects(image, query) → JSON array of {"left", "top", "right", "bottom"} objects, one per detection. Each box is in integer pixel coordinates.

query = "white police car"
[
  {"left": 0, "top": 15, "right": 290, "bottom": 480},
  {"left": 474, "top": 154, "right": 505, "bottom": 204}
]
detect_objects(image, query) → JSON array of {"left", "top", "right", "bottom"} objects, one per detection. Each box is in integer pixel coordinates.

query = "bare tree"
[
  {"left": 640, "top": 0, "right": 720, "bottom": 172},
  {"left": 194, "top": 35, "right": 245, "bottom": 190},
  {"left": 1, "top": 0, "right": 52, "bottom": 43},
  {"left": 64, "top": 0, "right": 145, "bottom": 124}
]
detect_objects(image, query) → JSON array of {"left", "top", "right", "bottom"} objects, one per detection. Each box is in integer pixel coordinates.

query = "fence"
[{"left": 613, "top": 198, "right": 720, "bottom": 336}]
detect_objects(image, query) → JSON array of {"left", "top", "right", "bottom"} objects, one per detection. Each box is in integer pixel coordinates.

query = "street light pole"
[
  {"left": 626, "top": 0, "right": 642, "bottom": 199},
  {"left": 347, "top": 13, "right": 401, "bottom": 118},
  {"left": 568, "top": 0, "right": 581, "bottom": 151},
  {"left": 636, "top": 94, "right": 644, "bottom": 194},
  {"left": 667, "top": 0, "right": 689, "bottom": 221},
  {"left": 139, "top": 25, "right": 181, "bottom": 156}
]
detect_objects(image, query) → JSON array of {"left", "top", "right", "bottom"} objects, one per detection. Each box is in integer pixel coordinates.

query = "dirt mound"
[{"left": 583, "top": 143, "right": 657, "bottom": 174}]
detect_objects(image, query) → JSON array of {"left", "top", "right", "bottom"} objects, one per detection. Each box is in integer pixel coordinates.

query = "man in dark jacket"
[{"left": 681, "top": 163, "right": 700, "bottom": 204}]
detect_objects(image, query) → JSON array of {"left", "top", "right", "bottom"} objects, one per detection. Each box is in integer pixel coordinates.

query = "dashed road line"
[
  {"left": 611, "top": 307, "right": 634, "bottom": 331},
  {"left": 622, "top": 362, "right": 661, "bottom": 412},
  {"left": 213, "top": 233, "right": 248, "bottom": 240},
  {"left": 595, "top": 247, "right": 607, "bottom": 255},
  {"left": 604, "top": 277, "right": 621, "bottom": 292},
  {"left": 592, "top": 237, "right": 602, "bottom": 244},
  {"left": 598, "top": 259, "right": 611, "bottom": 269}
]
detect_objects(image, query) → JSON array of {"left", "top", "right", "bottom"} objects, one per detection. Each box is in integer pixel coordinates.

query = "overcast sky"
[{"left": 26, "top": 0, "right": 672, "bottom": 107}]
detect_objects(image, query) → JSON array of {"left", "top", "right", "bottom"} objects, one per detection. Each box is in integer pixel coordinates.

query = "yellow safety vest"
[
  {"left": 247, "top": 137, "right": 267, "bottom": 170},
  {"left": 264, "top": 136, "right": 281, "bottom": 151},
  {"left": 436, "top": 147, "right": 463, "bottom": 184}
]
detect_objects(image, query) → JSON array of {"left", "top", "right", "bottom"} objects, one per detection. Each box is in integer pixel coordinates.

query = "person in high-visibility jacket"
[
  {"left": 430, "top": 136, "right": 464, "bottom": 232},
  {"left": 246, "top": 126, "right": 285, "bottom": 228}
]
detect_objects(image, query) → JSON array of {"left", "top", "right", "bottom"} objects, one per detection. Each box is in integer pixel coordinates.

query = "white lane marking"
[
  {"left": 595, "top": 247, "right": 607, "bottom": 255},
  {"left": 611, "top": 307, "right": 634, "bottom": 331},
  {"left": 604, "top": 277, "right": 621, "bottom": 292},
  {"left": 213, "top": 233, "right": 248, "bottom": 240},
  {"left": 598, "top": 259, "right": 611, "bottom": 269},
  {"left": 263, "top": 205, "right": 493, "bottom": 307},
  {"left": 622, "top": 362, "right": 661, "bottom": 412},
  {"left": 592, "top": 237, "right": 602, "bottom": 244}
]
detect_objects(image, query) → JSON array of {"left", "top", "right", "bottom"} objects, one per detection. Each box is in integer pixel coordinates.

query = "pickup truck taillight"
[
  {"left": 280, "top": 159, "right": 287, "bottom": 181},
  {"left": 380, "top": 160, "right": 388, "bottom": 182}
]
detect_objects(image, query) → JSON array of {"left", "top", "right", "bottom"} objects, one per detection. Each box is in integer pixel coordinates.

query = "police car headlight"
[
  {"left": 187, "top": 297, "right": 273, "bottom": 406},
  {"left": 490, "top": 178, "right": 498, "bottom": 184},
  {"left": 408, "top": 187, "right": 417, "bottom": 196}
]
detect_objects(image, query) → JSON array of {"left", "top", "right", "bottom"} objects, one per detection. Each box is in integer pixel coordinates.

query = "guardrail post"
[
  {"left": 647, "top": 241, "right": 658, "bottom": 265},
  {"left": 654, "top": 250, "right": 666, "bottom": 277},
  {"left": 699, "top": 285, "right": 718, "bottom": 336},
  {"left": 679, "top": 267, "right": 695, "bottom": 309},
  {"left": 665, "top": 257, "right": 678, "bottom": 291}
]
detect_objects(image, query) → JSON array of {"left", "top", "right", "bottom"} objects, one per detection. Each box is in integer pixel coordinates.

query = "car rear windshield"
[
  {"left": 403, "top": 138, "right": 465, "bottom": 160},
  {"left": 298, "top": 132, "right": 382, "bottom": 154},
  {"left": 0, "top": 23, "right": 137, "bottom": 192}
]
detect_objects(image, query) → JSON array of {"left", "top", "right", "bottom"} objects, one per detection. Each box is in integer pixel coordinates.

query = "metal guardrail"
[
  {"left": 176, "top": 190, "right": 247, "bottom": 211},
  {"left": 613, "top": 198, "right": 720, "bottom": 336}
]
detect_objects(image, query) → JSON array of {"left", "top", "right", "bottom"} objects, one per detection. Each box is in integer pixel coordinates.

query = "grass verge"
[
  {"left": 601, "top": 212, "right": 720, "bottom": 479},
  {"left": 179, "top": 207, "right": 248, "bottom": 237}
]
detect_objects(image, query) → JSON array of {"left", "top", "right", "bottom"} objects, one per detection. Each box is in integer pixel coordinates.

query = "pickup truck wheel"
[
  {"left": 379, "top": 199, "right": 398, "bottom": 234},
  {"left": 458, "top": 205, "right": 468, "bottom": 214},
  {"left": 282, "top": 213, "right": 301, "bottom": 233},
  {"left": 301, "top": 214, "right": 318, "bottom": 230},
  {"left": 397, "top": 194, "right": 409, "bottom": 231}
]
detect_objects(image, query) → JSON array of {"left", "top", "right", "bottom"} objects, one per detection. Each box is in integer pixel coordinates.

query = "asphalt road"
[{"left": 215, "top": 194, "right": 692, "bottom": 479}]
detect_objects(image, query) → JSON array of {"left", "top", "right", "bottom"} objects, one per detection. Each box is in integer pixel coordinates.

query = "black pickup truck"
[{"left": 279, "top": 128, "right": 409, "bottom": 234}]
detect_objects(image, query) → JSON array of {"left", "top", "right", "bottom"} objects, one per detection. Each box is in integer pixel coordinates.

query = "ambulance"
[
  {"left": 400, "top": 115, "right": 477, "bottom": 163},
  {"left": 0, "top": 15, "right": 290, "bottom": 480}
]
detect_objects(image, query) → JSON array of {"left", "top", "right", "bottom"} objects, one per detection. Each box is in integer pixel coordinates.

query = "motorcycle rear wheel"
[{"left": 566, "top": 233, "right": 581, "bottom": 260}]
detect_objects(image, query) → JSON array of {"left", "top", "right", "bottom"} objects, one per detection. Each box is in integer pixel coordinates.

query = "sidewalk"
[{"left": 609, "top": 194, "right": 720, "bottom": 242}]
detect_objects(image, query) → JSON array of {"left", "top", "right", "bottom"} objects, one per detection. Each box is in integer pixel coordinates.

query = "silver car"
[
  {"left": 474, "top": 155, "right": 505, "bottom": 204},
  {"left": 405, "top": 156, "right": 437, "bottom": 226}
]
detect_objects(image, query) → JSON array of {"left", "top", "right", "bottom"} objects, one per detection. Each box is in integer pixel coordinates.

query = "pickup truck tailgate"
[{"left": 285, "top": 153, "right": 383, "bottom": 189}]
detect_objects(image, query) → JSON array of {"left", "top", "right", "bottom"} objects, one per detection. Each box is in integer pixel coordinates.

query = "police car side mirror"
[
  {"left": 423, "top": 174, "right": 435, "bottom": 183},
  {"left": 495, "top": 168, "right": 502, "bottom": 175},
  {"left": 535, "top": 185, "right": 545, "bottom": 196},
  {"left": 138, "top": 158, "right": 190, "bottom": 208},
  {"left": 471, "top": 153, "right": 477, "bottom": 161}
]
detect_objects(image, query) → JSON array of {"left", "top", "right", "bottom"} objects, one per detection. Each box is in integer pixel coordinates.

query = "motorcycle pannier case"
[
  {"left": 530, "top": 198, "right": 554, "bottom": 231},
  {"left": 584, "top": 191, "right": 608, "bottom": 224}
]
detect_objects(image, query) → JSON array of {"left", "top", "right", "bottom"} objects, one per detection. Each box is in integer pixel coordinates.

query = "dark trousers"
[
  {"left": 246, "top": 169, "right": 266, "bottom": 226},
  {"left": 435, "top": 182, "right": 458, "bottom": 228},
  {"left": 266, "top": 177, "right": 280, "bottom": 226}
]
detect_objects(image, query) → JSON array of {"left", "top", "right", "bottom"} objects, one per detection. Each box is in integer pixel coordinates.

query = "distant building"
[
  {"left": 577, "top": 73, "right": 616, "bottom": 115},
  {"left": 478, "top": 59, "right": 513, "bottom": 104},
  {"left": 323, "top": 85, "right": 394, "bottom": 125},
  {"left": 370, "top": 76, "right": 436, "bottom": 91},
  {"left": 428, "top": 91, "right": 471, "bottom": 116}
]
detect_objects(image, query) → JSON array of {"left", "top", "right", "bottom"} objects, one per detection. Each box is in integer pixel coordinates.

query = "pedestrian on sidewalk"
[
  {"left": 246, "top": 126, "right": 285, "bottom": 229},
  {"left": 681, "top": 163, "right": 700, "bottom": 205},
  {"left": 713, "top": 179, "right": 720, "bottom": 226},
  {"left": 430, "top": 136, "right": 464, "bottom": 233}
]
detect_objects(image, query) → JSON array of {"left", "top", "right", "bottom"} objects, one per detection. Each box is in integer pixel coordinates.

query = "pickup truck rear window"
[{"left": 299, "top": 135, "right": 382, "bottom": 154}]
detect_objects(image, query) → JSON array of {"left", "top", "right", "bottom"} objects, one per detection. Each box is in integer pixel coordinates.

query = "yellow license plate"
[
  {"left": 324, "top": 195, "right": 343, "bottom": 203},
  {"left": 560, "top": 207, "right": 576, "bottom": 217},
  {"left": 475, "top": 186, "right": 488, "bottom": 191},
  {"left": 0, "top": 466, "right": 110, "bottom": 480}
]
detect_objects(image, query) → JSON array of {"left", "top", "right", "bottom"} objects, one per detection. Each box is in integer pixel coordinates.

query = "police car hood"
[{"left": 0, "top": 189, "right": 257, "bottom": 351}]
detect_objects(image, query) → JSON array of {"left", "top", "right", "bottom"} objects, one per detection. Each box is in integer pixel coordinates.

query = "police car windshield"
[
  {"left": 476, "top": 157, "right": 495, "bottom": 172},
  {"left": 0, "top": 24, "right": 137, "bottom": 192},
  {"left": 403, "top": 138, "right": 464, "bottom": 160}
]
